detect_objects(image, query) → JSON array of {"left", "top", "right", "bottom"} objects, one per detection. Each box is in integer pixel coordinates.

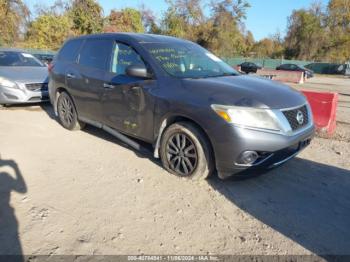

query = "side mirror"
[{"left": 126, "top": 64, "right": 152, "bottom": 79}]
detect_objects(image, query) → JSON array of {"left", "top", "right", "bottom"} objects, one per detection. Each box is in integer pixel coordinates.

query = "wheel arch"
[
  {"left": 153, "top": 114, "right": 216, "bottom": 168},
  {"left": 53, "top": 87, "right": 78, "bottom": 116}
]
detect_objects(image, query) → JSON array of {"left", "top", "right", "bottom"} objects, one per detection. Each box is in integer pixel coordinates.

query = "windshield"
[
  {"left": 143, "top": 42, "right": 239, "bottom": 78},
  {"left": 0, "top": 51, "right": 45, "bottom": 67}
]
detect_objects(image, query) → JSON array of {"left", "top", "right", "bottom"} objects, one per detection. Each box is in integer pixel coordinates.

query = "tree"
[
  {"left": 0, "top": 0, "right": 29, "bottom": 46},
  {"left": 140, "top": 4, "right": 161, "bottom": 34},
  {"left": 161, "top": 0, "right": 204, "bottom": 39},
  {"left": 325, "top": 0, "right": 350, "bottom": 62},
  {"left": 24, "top": 14, "right": 72, "bottom": 50},
  {"left": 33, "top": 0, "right": 69, "bottom": 17},
  {"left": 23, "top": 0, "right": 73, "bottom": 50},
  {"left": 161, "top": 6, "right": 186, "bottom": 38},
  {"left": 69, "top": 0, "right": 103, "bottom": 35},
  {"left": 207, "top": 0, "right": 250, "bottom": 57},
  {"left": 250, "top": 35, "right": 283, "bottom": 58},
  {"left": 243, "top": 30, "right": 255, "bottom": 55},
  {"left": 103, "top": 8, "right": 144, "bottom": 33},
  {"left": 284, "top": 7, "right": 325, "bottom": 60},
  {"left": 252, "top": 38, "right": 274, "bottom": 57}
]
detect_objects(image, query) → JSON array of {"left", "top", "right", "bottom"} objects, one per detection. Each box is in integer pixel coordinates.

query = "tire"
[
  {"left": 57, "top": 92, "right": 85, "bottom": 131},
  {"left": 160, "top": 121, "right": 214, "bottom": 180}
]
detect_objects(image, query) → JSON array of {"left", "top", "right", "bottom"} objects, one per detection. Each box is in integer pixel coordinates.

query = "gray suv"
[{"left": 49, "top": 33, "right": 315, "bottom": 180}]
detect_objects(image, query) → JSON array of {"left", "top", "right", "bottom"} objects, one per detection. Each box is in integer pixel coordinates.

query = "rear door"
[
  {"left": 101, "top": 41, "right": 156, "bottom": 142},
  {"left": 71, "top": 38, "right": 114, "bottom": 121},
  {"left": 50, "top": 39, "right": 82, "bottom": 105}
]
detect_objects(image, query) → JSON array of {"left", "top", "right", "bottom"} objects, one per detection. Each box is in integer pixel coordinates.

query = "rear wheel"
[
  {"left": 57, "top": 92, "right": 85, "bottom": 131},
  {"left": 160, "top": 122, "right": 213, "bottom": 180}
]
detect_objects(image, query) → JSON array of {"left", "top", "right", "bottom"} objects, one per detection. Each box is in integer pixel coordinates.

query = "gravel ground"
[{"left": 0, "top": 76, "right": 349, "bottom": 257}]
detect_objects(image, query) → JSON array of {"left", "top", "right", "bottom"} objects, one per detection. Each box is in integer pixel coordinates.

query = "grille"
[
  {"left": 282, "top": 105, "right": 309, "bottom": 131},
  {"left": 25, "top": 83, "right": 48, "bottom": 92}
]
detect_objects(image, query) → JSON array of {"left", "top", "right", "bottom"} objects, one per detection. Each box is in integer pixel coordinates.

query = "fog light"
[{"left": 238, "top": 151, "right": 259, "bottom": 165}]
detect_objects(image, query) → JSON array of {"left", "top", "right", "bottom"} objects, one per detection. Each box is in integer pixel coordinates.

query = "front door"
[{"left": 101, "top": 42, "right": 156, "bottom": 142}]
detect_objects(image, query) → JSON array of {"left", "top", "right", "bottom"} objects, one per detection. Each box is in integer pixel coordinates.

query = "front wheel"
[
  {"left": 160, "top": 122, "right": 214, "bottom": 180},
  {"left": 57, "top": 92, "right": 85, "bottom": 131}
]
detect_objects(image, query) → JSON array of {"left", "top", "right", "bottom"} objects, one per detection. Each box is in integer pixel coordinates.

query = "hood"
[
  {"left": 182, "top": 75, "right": 306, "bottom": 109},
  {"left": 0, "top": 66, "right": 49, "bottom": 84}
]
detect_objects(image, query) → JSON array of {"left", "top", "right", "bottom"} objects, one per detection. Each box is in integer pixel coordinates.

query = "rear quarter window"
[{"left": 58, "top": 39, "right": 83, "bottom": 62}]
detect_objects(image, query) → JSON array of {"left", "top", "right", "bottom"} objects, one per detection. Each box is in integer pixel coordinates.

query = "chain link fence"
[
  {"left": 222, "top": 57, "right": 311, "bottom": 69},
  {"left": 223, "top": 57, "right": 350, "bottom": 75}
]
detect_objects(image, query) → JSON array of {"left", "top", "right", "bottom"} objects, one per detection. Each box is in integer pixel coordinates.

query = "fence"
[
  {"left": 1, "top": 46, "right": 56, "bottom": 55},
  {"left": 222, "top": 57, "right": 311, "bottom": 69},
  {"left": 22, "top": 48, "right": 56, "bottom": 55},
  {"left": 223, "top": 57, "right": 349, "bottom": 75}
]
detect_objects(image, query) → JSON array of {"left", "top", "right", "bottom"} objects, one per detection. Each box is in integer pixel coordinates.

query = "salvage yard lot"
[{"left": 0, "top": 76, "right": 350, "bottom": 256}]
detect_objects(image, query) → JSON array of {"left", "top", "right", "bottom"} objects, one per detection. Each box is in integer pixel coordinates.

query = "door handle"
[
  {"left": 66, "top": 73, "right": 76, "bottom": 79},
  {"left": 103, "top": 83, "right": 115, "bottom": 89}
]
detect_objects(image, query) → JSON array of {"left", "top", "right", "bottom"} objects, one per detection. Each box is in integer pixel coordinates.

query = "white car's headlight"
[
  {"left": 211, "top": 104, "right": 282, "bottom": 131},
  {"left": 0, "top": 77, "right": 18, "bottom": 89}
]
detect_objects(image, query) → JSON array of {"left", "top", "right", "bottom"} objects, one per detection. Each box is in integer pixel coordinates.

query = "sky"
[{"left": 25, "top": 0, "right": 330, "bottom": 41}]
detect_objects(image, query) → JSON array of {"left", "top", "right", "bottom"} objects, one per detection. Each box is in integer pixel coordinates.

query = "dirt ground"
[{"left": 0, "top": 76, "right": 350, "bottom": 257}]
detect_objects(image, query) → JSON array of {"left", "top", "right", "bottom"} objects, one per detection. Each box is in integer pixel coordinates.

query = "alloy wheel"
[
  {"left": 166, "top": 133, "right": 198, "bottom": 176},
  {"left": 58, "top": 95, "right": 74, "bottom": 127}
]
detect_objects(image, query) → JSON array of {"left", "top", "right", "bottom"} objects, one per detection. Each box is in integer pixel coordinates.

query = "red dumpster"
[{"left": 301, "top": 90, "right": 338, "bottom": 135}]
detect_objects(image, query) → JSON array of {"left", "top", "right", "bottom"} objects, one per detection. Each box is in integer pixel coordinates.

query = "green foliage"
[
  {"left": 70, "top": 0, "right": 103, "bottom": 34},
  {"left": 325, "top": 0, "right": 350, "bottom": 62},
  {"left": 206, "top": 0, "right": 250, "bottom": 56},
  {"left": 103, "top": 8, "right": 144, "bottom": 33},
  {"left": 2, "top": 0, "right": 349, "bottom": 62},
  {"left": 285, "top": 8, "right": 325, "bottom": 60},
  {"left": 284, "top": 0, "right": 350, "bottom": 62},
  {"left": 161, "top": 0, "right": 205, "bottom": 39},
  {"left": 0, "top": 0, "right": 29, "bottom": 46},
  {"left": 25, "top": 14, "right": 72, "bottom": 50},
  {"left": 159, "top": 0, "right": 250, "bottom": 56}
]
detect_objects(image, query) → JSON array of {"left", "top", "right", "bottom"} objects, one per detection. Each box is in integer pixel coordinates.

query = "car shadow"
[
  {"left": 39, "top": 102, "right": 56, "bottom": 120},
  {"left": 38, "top": 103, "right": 161, "bottom": 166},
  {"left": 0, "top": 158, "right": 27, "bottom": 262},
  {"left": 0, "top": 102, "right": 56, "bottom": 120},
  {"left": 82, "top": 124, "right": 161, "bottom": 167},
  {"left": 208, "top": 158, "right": 350, "bottom": 256}
]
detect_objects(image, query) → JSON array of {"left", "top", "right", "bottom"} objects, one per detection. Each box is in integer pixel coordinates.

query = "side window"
[
  {"left": 111, "top": 43, "right": 145, "bottom": 75},
  {"left": 79, "top": 39, "right": 113, "bottom": 70},
  {"left": 58, "top": 39, "right": 82, "bottom": 62}
]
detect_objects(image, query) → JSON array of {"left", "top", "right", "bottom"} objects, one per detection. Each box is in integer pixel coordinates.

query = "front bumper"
[
  {"left": 0, "top": 84, "right": 49, "bottom": 105},
  {"left": 209, "top": 122, "right": 315, "bottom": 179}
]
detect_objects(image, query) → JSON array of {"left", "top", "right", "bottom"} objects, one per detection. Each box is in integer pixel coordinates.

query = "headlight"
[
  {"left": 211, "top": 104, "right": 282, "bottom": 131},
  {"left": 0, "top": 77, "right": 18, "bottom": 89}
]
